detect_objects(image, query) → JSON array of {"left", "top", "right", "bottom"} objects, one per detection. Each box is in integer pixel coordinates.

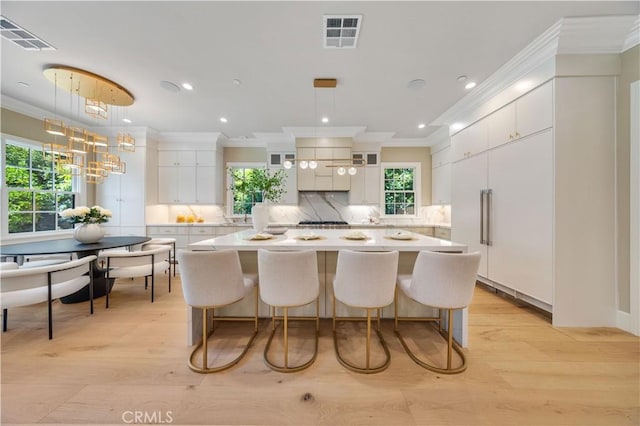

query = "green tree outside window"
[{"left": 383, "top": 167, "right": 416, "bottom": 215}]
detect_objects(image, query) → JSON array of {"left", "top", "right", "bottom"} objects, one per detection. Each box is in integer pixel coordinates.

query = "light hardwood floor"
[{"left": 1, "top": 274, "right": 638, "bottom": 425}]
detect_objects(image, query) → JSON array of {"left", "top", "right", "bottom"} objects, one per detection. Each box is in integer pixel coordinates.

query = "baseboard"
[{"left": 616, "top": 310, "right": 640, "bottom": 336}]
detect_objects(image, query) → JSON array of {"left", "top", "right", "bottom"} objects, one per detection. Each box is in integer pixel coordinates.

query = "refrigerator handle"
[
  {"left": 480, "top": 189, "right": 485, "bottom": 245},
  {"left": 486, "top": 189, "right": 493, "bottom": 246}
]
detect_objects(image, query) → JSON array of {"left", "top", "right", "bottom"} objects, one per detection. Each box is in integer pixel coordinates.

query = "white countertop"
[
  {"left": 148, "top": 222, "right": 451, "bottom": 229},
  {"left": 188, "top": 228, "right": 464, "bottom": 252}
]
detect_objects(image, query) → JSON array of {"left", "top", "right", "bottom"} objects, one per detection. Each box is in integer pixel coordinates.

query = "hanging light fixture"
[
  {"left": 44, "top": 71, "right": 67, "bottom": 136},
  {"left": 42, "top": 65, "right": 134, "bottom": 184}
]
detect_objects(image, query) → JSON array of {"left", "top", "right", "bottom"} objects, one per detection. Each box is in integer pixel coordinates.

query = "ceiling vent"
[
  {"left": 1, "top": 15, "right": 55, "bottom": 51},
  {"left": 323, "top": 15, "right": 362, "bottom": 49}
]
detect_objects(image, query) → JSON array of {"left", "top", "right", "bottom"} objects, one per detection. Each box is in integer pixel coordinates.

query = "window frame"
[
  {"left": 226, "top": 162, "right": 267, "bottom": 218},
  {"left": 379, "top": 162, "right": 421, "bottom": 218},
  {"left": 1, "top": 134, "right": 81, "bottom": 239}
]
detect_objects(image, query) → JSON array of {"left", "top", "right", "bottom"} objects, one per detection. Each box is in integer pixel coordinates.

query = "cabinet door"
[
  {"left": 315, "top": 147, "right": 333, "bottom": 177},
  {"left": 451, "top": 153, "right": 488, "bottom": 277},
  {"left": 177, "top": 167, "right": 196, "bottom": 203},
  {"left": 96, "top": 172, "right": 122, "bottom": 227},
  {"left": 296, "top": 147, "right": 315, "bottom": 190},
  {"left": 349, "top": 169, "right": 366, "bottom": 204},
  {"left": 158, "top": 151, "right": 177, "bottom": 167},
  {"left": 332, "top": 148, "right": 351, "bottom": 190},
  {"left": 451, "top": 120, "right": 488, "bottom": 162},
  {"left": 488, "top": 130, "right": 553, "bottom": 304},
  {"left": 119, "top": 149, "right": 146, "bottom": 227},
  {"left": 177, "top": 151, "right": 197, "bottom": 166},
  {"left": 431, "top": 146, "right": 451, "bottom": 168},
  {"left": 516, "top": 81, "right": 553, "bottom": 139},
  {"left": 487, "top": 102, "right": 516, "bottom": 149},
  {"left": 364, "top": 166, "right": 380, "bottom": 204},
  {"left": 195, "top": 166, "right": 216, "bottom": 203},
  {"left": 196, "top": 151, "right": 216, "bottom": 167},
  {"left": 158, "top": 166, "right": 179, "bottom": 203},
  {"left": 432, "top": 163, "right": 451, "bottom": 205}
]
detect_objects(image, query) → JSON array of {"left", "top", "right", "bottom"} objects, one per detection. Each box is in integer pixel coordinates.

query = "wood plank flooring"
[{"left": 1, "top": 275, "right": 638, "bottom": 425}]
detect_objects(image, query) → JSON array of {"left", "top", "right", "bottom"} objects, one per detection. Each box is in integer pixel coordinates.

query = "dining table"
[{"left": 0, "top": 236, "right": 151, "bottom": 303}]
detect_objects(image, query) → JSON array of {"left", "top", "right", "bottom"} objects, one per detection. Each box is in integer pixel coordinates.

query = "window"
[
  {"left": 4, "top": 140, "right": 76, "bottom": 234},
  {"left": 382, "top": 163, "right": 420, "bottom": 216},
  {"left": 227, "top": 163, "right": 265, "bottom": 216}
]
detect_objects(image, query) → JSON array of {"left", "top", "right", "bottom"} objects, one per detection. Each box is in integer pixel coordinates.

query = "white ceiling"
[{"left": 1, "top": 1, "right": 638, "bottom": 145}]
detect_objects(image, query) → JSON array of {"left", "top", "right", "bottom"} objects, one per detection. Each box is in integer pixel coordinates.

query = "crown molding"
[
  {"left": 558, "top": 15, "right": 640, "bottom": 54},
  {"left": 281, "top": 126, "right": 367, "bottom": 138},
  {"left": 431, "top": 15, "right": 638, "bottom": 129},
  {"left": 157, "top": 132, "right": 222, "bottom": 144},
  {"left": 623, "top": 15, "right": 640, "bottom": 52}
]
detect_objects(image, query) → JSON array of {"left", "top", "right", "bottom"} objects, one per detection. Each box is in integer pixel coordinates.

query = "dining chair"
[
  {"left": 0, "top": 256, "right": 96, "bottom": 339},
  {"left": 177, "top": 250, "right": 258, "bottom": 373},
  {"left": 332, "top": 249, "right": 399, "bottom": 373},
  {"left": 142, "top": 238, "right": 176, "bottom": 276},
  {"left": 103, "top": 244, "right": 171, "bottom": 307},
  {"left": 257, "top": 249, "right": 320, "bottom": 373},
  {"left": 395, "top": 251, "right": 481, "bottom": 374}
]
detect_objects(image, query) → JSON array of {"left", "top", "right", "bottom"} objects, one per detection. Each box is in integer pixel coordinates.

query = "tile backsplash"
[{"left": 146, "top": 193, "right": 451, "bottom": 226}]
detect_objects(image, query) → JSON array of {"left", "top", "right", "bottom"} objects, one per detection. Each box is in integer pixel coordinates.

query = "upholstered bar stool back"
[
  {"left": 395, "top": 251, "right": 481, "bottom": 374},
  {"left": 257, "top": 249, "right": 320, "bottom": 373},
  {"left": 333, "top": 249, "right": 399, "bottom": 374},
  {"left": 177, "top": 249, "right": 258, "bottom": 373}
]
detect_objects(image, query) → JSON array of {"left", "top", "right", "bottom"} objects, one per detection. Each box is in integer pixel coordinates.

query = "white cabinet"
[
  {"left": 431, "top": 163, "right": 451, "bottom": 205},
  {"left": 487, "top": 81, "right": 553, "bottom": 149},
  {"left": 349, "top": 152, "right": 380, "bottom": 205},
  {"left": 268, "top": 152, "right": 297, "bottom": 205},
  {"left": 452, "top": 130, "right": 553, "bottom": 304},
  {"left": 297, "top": 147, "right": 351, "bottom": 191},
  {"left": 488, "top": 130, "right": 553, "bottom": 303},
  {"left": 96, "top": 148, "right": 146, "bottom": 236},
  {"left": 451, "top": 120, "right": 488, "bottom": 162},
  {"left": 431, "top": 145, "right": 451, "bottom": 205},
  {"left": 158, "top": 150, "right": 218, "bottom": 204}
]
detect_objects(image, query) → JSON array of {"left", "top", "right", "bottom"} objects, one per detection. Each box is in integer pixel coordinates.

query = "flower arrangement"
[{"left": 60, "top": 205, "right": 112, "bottom": 224}]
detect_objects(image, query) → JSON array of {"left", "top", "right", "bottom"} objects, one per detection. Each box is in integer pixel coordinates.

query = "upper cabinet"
[
  {"left": 349, "top": 152, "right": 380, "bottom": 205},
  {"left": 451, "top": 119, "right": 488, "bottom": 162},
  {"left": 158, "top": 150, "right": 219, "bottom": 204},
  {"left": 431, "top": 145, "right": 451, "bottom": 205},
  {"left": 268, "top": 152, "right": 298, "bottom": 205},
  {"left": 296, "top": 146, "right": 351, "bottom": 191},
  {"left": 487, "top": 81, "right": 553, "bottom": 149},
  {"left": 452, "top": 80, "right": 553, "bottom": 161}
]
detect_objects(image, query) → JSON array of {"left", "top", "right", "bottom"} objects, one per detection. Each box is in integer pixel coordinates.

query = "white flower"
[
  {"left": 60, "top": 208, "right": 75, "bottom": 218},
  {"left": 76, "top": 206, "right": 91, "bottom": 215},
  {"left": 101, "top": 208, "right": 113, "bottom": 217}
]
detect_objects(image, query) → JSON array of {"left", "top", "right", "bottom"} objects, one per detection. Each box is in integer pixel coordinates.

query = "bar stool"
[
  {"left": 177, "top": 250, "right": 258, "bottom": 373},
  {"left": 257, "top": 249, "right": 319, "bottom": 373},
  {"left": 332, "top": 249, "right": 399, "bottom": 374},
  {"left": 395, "top": 251, "right": 481, "bottom": 374},
  {"left": 143, "top": 238, "right": 176, "bottom": 277}
]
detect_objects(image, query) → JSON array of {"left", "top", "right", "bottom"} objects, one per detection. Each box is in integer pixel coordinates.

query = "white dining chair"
[
  {"left": 258, "top": 249, "right": 320, "bottom": 373},
  {"left": 332, "top": 249, "right": 399, "bottom": 373},
  {"left": 142, "top": 238, "right": 176, "bottom": 276},
  {"left": 177, "top": 249, "right": 258, "bottom": 373},
  {"left": 395, "top": 251, "right": 481, "bottom": 374},
  {"left": 103, "top": 244, "right": 171, "bottom": 307},
  {"left": 0, "top": 256, "right": 96, "bottom": 339}
]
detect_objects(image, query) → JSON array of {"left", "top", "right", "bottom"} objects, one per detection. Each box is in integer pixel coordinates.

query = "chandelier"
[{"left": 42, "top": 66, "right": 136, "bottom": 183}]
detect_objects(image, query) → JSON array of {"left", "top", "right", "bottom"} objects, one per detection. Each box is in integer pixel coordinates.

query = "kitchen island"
[{"left": 185, "top": 228, "right": 470, "bottom": 346}]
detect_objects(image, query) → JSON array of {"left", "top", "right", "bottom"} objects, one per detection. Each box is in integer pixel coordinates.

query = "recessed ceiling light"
[
  {"left": 122, "top": 118, "right": 132, "bottom": 124},
  {"left": 321, "top": 117, "right": 329, "bottom": 123},
  {"left": 233, "top": 79, "right": 242, "bottom": 86},
  {"left": 17, "top": 81, "right": 30, "bottom": 87},
  {"left": 450, "top": 122, "right": 465, "bottom": 132},
  {"left": 457, "top": 75, "right": 467, "bottom": 82},
  {"left": 220, "top": 117, "right": 228, "bottom": 123},
  {"left": 418, "top": 123, "right": 426, "bottom": 129},
  {"left": 160, "top": 81, "right": 180, "bottom": 92},
  {"left": 465, "top": 81, "right": 477, "bottom": 90},
  {"left": 407, "top": 79, "right": 426, "bottom": 89},
  {"left": 182, "top": 82, "right": 193, "bottom": 91}
]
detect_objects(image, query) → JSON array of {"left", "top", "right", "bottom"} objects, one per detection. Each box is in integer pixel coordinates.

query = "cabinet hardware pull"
[
  {"left": 480, "top": 189, "right": 485, "bottom": 245},
  {"left": 486, "top": 189, "right": 493, "bottom": 246},
  {"left": 509, "top": 134, "right": 514, "bottom": 139},
  {"left": 515, "top": 132, "right": 520, "bottom": 138}
]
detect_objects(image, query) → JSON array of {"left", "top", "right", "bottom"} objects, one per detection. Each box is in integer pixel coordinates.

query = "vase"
[
  {"left": 74, "top": 223, "right": 105, "bottom": 244},
  {"left": 251, "top": 203, "right": 270, "bottom": 233}
]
